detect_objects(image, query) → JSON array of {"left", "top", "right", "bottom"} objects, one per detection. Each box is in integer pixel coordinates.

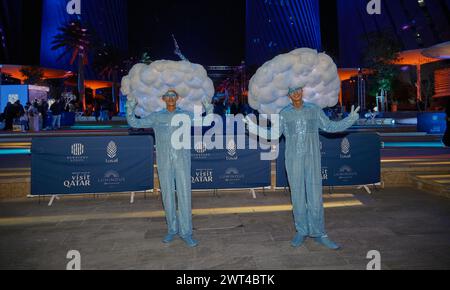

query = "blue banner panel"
[
  {"left": 31, "top": 136, "right": 154, "bottom": 195},
  {"left": 191, "top": 135, "right": 271, "bottom": 190},
  {"left": 0, "top": 85, "right": 29, "bottom": 111},
  {"left": 276, "top": 133, "right": 381, "bottom": 187},
  {"left": 417, "top": 112, "right": 447, "bottom": 135}
]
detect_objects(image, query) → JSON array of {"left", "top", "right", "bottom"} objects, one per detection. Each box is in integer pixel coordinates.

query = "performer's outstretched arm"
[
  {"left": 188, "top": 99, "right": 215, "bottom": 123},
  {"left": 244, "top": 114, "right": 284, "bottom": 140},
  {"left": 126, "top": 99, "right": 157, "bottom": 128},
  {"left": 318, "top": 105, "right": 360, "bottom": 133}
]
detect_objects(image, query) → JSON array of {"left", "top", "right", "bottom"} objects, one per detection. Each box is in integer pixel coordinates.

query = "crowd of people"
[
  {"left": 90, "top": 100, "right": 115, "bottom": 122},
  {"left": 212, "top": 99, "right": 256, "bottom": 117},
  {"left": 0, "top": 98, "right": 76, "bottom": 132}
]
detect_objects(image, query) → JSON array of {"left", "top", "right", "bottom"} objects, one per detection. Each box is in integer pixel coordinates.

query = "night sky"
[
  {"left": 127, "top": 0, "right": 247, "bottom": 66},
  {"left": 1, "top": 0, "right": 338, "bottom": 66}
]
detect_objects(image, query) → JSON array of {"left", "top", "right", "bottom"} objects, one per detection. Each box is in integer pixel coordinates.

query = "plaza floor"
[{"left": 0, "top": 187, "right": 449, "bottom": 270}]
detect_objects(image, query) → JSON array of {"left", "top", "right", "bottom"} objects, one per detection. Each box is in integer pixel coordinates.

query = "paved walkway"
[{"left": 0, "top": 187, "right": 449, "bottom": 270}]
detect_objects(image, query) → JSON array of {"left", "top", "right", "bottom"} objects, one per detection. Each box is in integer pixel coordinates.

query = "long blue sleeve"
[
  {"left": 188, "top": 101, "right": 215, "bottom": 124},
  {"left": 246, "top": 115, "right": 284, "bottom": 140},
  {"left": 126, "top": 100, "right": 157, "bottom": 129},
  {"left": 318, "top": 107, "right": 358, "bottom": 133}
]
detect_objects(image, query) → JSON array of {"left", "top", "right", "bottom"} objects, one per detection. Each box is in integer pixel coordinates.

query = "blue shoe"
[
  {"left": 314, "top": 236, "right": 341, "bottom": 250},
  {"left": 181, "top": 236, "right": 199, "bottom": 248},
  {"left": 291, "top": 233, "right": 306, "bottom": 248},
  {"left": 162, "top": 233, "right": 177, "bottom": 244}
]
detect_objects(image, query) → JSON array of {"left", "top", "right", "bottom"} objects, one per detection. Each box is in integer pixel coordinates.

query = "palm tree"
[
  {"left": 20, "top": 66, "right": 44, "bottom": 85},
  {"left": 51, "top": 20, "right": 91, "bottom": 111},
  {"left": 363, "top": 31, "right": 401, "bottom": 112},
  {"left": 94, "top": 45, "right": 154, "bottom": 114},
  {"left": 93, "top": 44, "right": 126, "bottom": 114}
]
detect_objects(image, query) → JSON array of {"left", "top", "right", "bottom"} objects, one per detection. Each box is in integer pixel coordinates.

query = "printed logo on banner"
[
  {"left": 106, "top": 141, "right": 119, "bottom": 164},
  {"left": 335, "top": 165, "right": 358, "bottom": 181},
  {"left": 220, "top": 167, "right": 245, "bottom": 183},
  {"left": 98, "top": 170, "right": 125, "bottom": 186},
  {"left": 319, "top": 140, "right": 326, "bottom": 156},
  {"left": 192, "top": 169, "right": 213, "bottom": 184},
  {"left": 67, "top": 143, "right": 88, "bottom": 163},
  {"left": 194, "top": 142, "right": 207, "bottom": 154},
  {"left": 340, "top": 138, "right": 351, "bottom": 159},
  {"left": 64, "top": 172, "right": 91, "bottom": 189},
  {"left": 226, "top": 140, "right": 238, "bottom": 161},
  {"left": 321, "top": 167, "right": 329, "bottom": 181},
  {"left": 8, "top": 94, "right": 19, "bottom": 103},
  {"left": 71, "top": 143, "right": 84, "bottom": 156},
  {"left": 193, "top": 142, "right": 210, "bottom": 160}
]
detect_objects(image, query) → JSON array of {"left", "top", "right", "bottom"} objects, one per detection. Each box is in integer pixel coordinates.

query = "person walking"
[{"left": 50, "top": 99, "right": 63, "bottom": 130}]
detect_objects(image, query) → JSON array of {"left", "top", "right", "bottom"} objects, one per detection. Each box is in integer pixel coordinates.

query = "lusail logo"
[
  {"left": 340, "top": 138, "right": 351, "bottom": 159},
  {"left": 226, "top": 140, "right": 238, "bottom": 160},
  {"left": 106, "top": 141, "right": 118, "bottom": 163},
  {"left": 66, "top": 0, "right": 81, "bottom": 15},
  {"left": 227, "top": 140, "right": 237, "bottom": 156}
]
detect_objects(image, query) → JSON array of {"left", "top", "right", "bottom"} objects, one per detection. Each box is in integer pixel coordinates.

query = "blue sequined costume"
[
  {"left": 248, "top": 102, "right": 359, "bottom": 242},
  {"left": 126, "top": 99, "right": 213, "bottom": 246}
]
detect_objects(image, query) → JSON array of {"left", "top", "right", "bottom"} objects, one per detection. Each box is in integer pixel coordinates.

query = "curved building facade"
[
  {"left": 246, "top": 0, "right": 322, "bottom": 66},
  {"left": 40, "top": 0, "right": 128, "bottom": 78}
]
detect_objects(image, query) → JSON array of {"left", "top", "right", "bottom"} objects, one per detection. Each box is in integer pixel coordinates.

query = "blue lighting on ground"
[
  {"left": 71, "top": 125, "right": 113, "bottom": 130},
  {"left": 383, "top": 142, "right": 446, "bottom": 148},
  {"left": 0, "top": 149, "right": 31, "bottom": 156},
  {"left": 70, "top": 125, "right": 130, "bottom": 130}
]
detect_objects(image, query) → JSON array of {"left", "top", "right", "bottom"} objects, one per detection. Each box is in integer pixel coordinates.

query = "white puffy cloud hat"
[
  {"left": 121, "top": 60, "right": 215, "bottom": 116},
  {"left": 248, "top": 48, "right": 341, "bottom": 114}
]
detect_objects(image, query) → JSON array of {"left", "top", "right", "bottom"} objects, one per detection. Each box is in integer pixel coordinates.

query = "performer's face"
[
  {"left": 163, "top": 96, "right": 179, "bottom": 106},
  {"left": 162, "top": 90, "right": 180, "bottom": 108},
  {"left": 289, "top": 89, "right": 303, "bottom": 103}
]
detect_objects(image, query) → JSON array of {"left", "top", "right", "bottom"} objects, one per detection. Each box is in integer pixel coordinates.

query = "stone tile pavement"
[{"left": 0, "top": 187, "right": 449, "bottom": 270}]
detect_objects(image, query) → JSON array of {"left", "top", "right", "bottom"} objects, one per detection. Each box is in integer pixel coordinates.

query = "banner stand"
[
  {"left": 48, "top": 195, "right": 60, "bottom": 207},
  {"left": 250, "top": 189, "right": 257, "bottom": 199},
  {"left": 358, "top": 185, "right": 372, "bottom": 195},
  {"left": 277, "top": 183, "right": 382, "bottom": 196},
  {"left": 28, "top": 190, "right": 153, "bottom": 207}
]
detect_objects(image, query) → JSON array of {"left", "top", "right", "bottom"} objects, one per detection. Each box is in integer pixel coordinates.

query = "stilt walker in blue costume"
[
  {"left": 121, "top": 40, "right": 214, "bottom": 247},
  {"left": 246, "top": 48, "right": 360, "bottom": 250}
]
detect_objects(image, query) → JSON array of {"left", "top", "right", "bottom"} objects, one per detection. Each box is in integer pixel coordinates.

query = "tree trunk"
[
  {"left": 112, "top": 71, "right": 118, "bottom": 114},
  {"left": 78, "top": 54, "right": 86, "bottom": 113}
]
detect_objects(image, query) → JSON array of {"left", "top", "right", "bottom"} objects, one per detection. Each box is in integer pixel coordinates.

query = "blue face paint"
[
  {"left": 162, "top": 90, "right": 179, "bottom": 99},
  {"left": 288, "top": 86, "right": 304, "bottom": 97}
]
